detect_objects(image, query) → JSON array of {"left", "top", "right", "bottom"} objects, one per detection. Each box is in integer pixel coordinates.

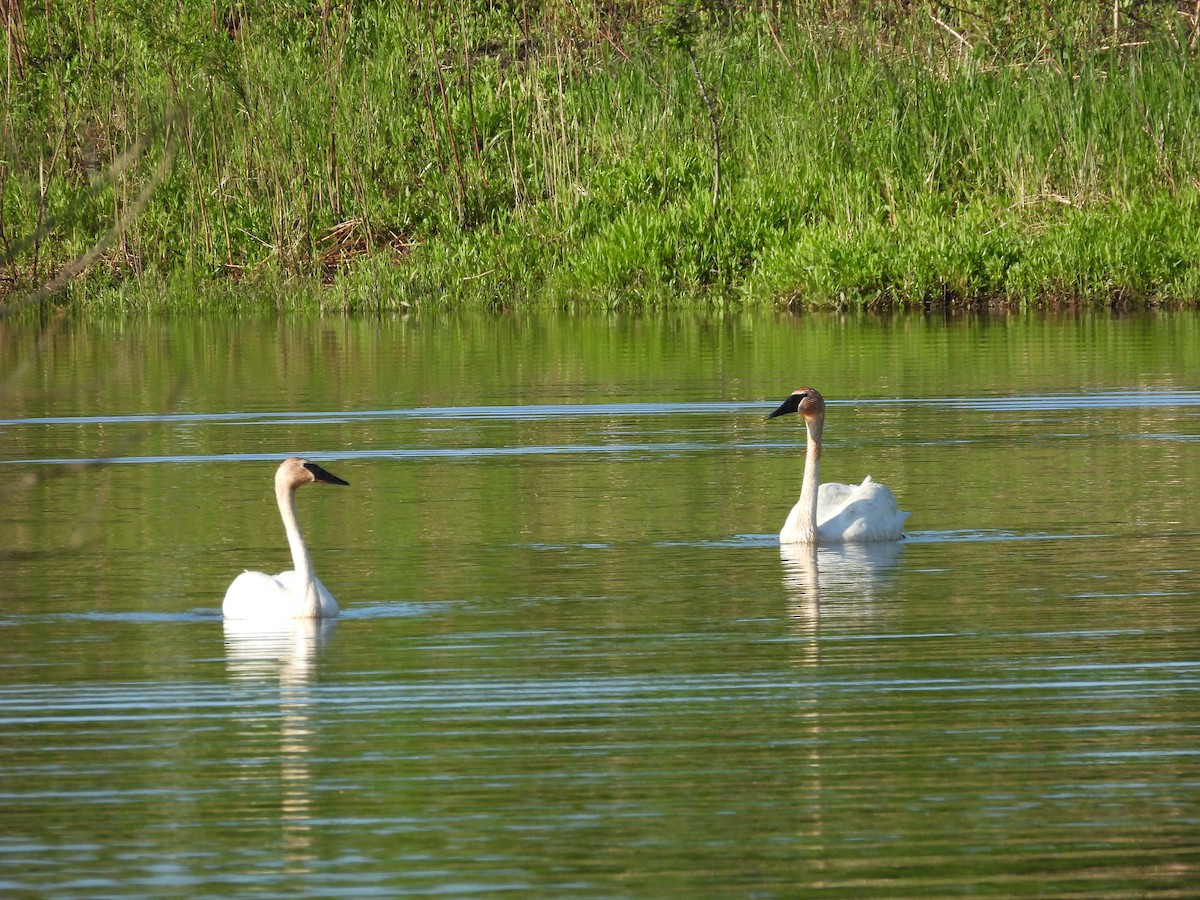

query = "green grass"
[{"left": 3, "top": 1, "right": 1200, "bottom": 313}]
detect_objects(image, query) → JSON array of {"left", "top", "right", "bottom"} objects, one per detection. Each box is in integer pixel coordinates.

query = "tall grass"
[{"left": 3, "top": 1, "right": 1199, "bottom": 312}]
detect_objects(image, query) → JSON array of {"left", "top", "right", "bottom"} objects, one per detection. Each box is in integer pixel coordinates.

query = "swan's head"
[
  {"left": 276, "top": 457, "right": 350, "bottom": 491},
  {"left": 768, "top": 387, "right": 825, "bottom": 421}
]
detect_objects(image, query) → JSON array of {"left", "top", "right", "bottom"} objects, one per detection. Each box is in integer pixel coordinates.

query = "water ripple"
[{"left": 2, "top": 389, "right": 1198, "bottom": 429}]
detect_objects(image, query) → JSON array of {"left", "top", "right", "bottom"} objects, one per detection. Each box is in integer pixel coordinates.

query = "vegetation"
[{"left": 3, "top": 1, "right": 1200, "bottom": 313}]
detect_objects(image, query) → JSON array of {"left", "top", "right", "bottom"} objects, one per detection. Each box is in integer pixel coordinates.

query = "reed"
[{"left": 2, "top": 1, "right": 1199, "bottom": 313}]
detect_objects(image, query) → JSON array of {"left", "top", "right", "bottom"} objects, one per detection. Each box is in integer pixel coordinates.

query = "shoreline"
[{"left": 4, "top": 3, "right": 1199, "bottom": 313}]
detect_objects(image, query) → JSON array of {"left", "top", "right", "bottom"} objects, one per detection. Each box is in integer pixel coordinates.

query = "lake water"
[{"left": 2, "top": 311, "right": 1198, "bottom": 896}]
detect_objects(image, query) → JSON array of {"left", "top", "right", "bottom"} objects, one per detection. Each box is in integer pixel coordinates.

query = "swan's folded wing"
[
  {"left": 816, "top": 480, "right": 859, "bottom": 514},
  {"left": 817, "top": 478, "right": 909, "bottom": 542}
]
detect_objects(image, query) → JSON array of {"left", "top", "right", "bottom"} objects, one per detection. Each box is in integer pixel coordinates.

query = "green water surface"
[{"left": 1, "top": 311, "right": 1197, "bottom": 896}]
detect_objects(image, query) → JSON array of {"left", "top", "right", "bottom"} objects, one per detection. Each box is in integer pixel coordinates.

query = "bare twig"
[
  {"left": 687, "top": 49, "right": 721, "bottom": 215},
  {"left": 767, "top": 15, "right": 798, "bottom": 77},
  {"left": 423, "top": 2, "right": 466, "bottom": 224},
  {"left": 1, "top": 116, "right": 178, "bottom": 317},
  {"left": 930, "top": 14, "right": 973, "bottom": 53}
]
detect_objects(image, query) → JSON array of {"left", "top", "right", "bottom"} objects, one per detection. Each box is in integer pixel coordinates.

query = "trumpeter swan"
[
  {"left": 768, "top": 388, "right": 908, "bottom": 544},
  {"left": 222, "top": 457, "right": 348, "bottom": 619}
]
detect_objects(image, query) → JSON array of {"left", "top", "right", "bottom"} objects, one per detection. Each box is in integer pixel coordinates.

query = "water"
[{"left": 2, "top": 312, "right": 1198, "bottom": 896}]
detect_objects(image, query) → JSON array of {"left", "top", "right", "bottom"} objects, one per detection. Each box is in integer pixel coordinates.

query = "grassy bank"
[{"left": 3, "top": 1, "right": 1200, "bottom": 313}]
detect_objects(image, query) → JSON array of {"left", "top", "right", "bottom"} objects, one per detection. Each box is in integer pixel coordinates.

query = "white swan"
[
  {"left": 768, "top": 388, "right": 908, "bottom": 544},
  {"left": 222, "top": 457, "right": 348, "bottom": 619}
]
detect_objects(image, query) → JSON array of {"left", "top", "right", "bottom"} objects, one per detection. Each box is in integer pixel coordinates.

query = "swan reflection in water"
[
  {"left": 780, "top": 540, "right": 904, "bottom": 659},
  {"left": 223, "top": 617, "right": 337, "bottom": 871},
  {"left": 223, "top": 616, "right": 336, "bottom": 680},
  {"left": 778, "top": 540, "right": 905, "bottom": 852}
]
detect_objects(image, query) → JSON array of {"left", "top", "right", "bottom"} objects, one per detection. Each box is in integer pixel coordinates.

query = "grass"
[{"left": 3, "top": 1, "right": 1200, "bottom": 313}]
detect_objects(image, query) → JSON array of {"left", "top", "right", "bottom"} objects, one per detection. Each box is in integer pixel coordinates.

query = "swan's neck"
[
  {"left": 794, "top": 415, "right": 823, "bottom": 543},
  {"left": 277, "top": 480, "right": 319, "bottom": 613}
]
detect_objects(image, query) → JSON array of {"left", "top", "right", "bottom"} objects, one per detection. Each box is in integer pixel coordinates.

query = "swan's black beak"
[
  {"left": 768, "top": 394, "right": 802, "bottom": 420},
  {"left": 304, "top": 462, "right": 349, "bottom": 486}
]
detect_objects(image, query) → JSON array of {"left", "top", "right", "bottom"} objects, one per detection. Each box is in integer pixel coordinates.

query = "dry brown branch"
[
  {"left": 1, "top": 136, "right": 177, "bottom": 317},
  {"left": 2, "top": 102, "right": 181, "bottom": 314},
  {"left": 2, "top": 0, "right": 27, "bottom": 77},
  {"left": 316, "top": 218, "right": 414, "bottom": 280}
]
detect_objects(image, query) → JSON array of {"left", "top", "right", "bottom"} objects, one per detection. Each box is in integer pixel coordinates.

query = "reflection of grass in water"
[
  {"left": 0, "top": 311, "right": 89, "bottom": 554},
  {"left": 2, "top": 3, "right": 1199, "bottom": 311},
  {"left": 0, "top": 311, "right": 185, "bottom": 557}
]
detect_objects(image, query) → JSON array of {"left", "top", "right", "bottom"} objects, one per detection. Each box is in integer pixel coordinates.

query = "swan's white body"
[
  {"left": 770, "top": 388, "right": 908, "bottom": 545},
  {"left": 781, "top": 475, "right": 907, "bottom": 544},
  {"left": 222, "top": 458, "right": 347, "bottom": 620}
]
